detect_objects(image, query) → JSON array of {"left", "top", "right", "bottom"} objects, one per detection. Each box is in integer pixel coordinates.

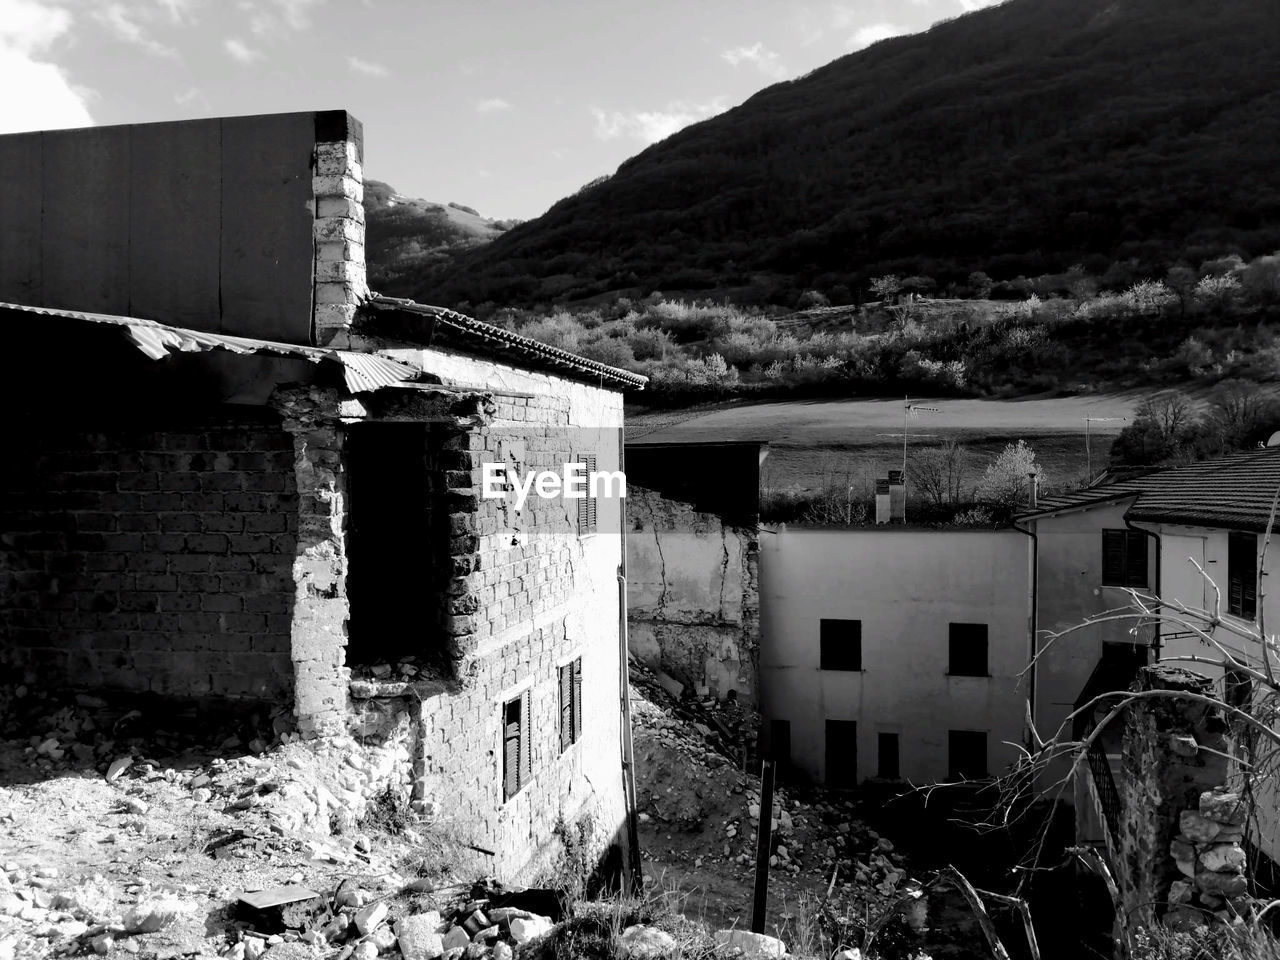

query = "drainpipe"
[
  {"left": 1012, "top": 516, "right": 1039, "bottom": 741},
  {"left": 617, "top": 428, "right": 643, "bottom": 894},
  {"left": 1125, "top": 518, "right": 1162, "bottom": 660}
]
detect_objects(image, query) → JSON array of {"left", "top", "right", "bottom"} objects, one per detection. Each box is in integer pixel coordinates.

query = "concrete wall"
[
  {"left": 0, "top": 111, "right": 364, "bottom": 345},
  {"left": 1029, "top": 501, "right": 1155, "bottom": 751},
  {"left": 0, "top": 412, "right": 297, "bottom": 700},
  {"left": 759, "top": 527, "right": 1030, "bottom": 785},
  {"left": 626, "top": 486, "right": 759, "bottom": 702}
]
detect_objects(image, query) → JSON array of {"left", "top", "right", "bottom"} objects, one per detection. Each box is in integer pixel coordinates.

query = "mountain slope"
[
  {"left": 397, "top": 0, "right": 1280, "bottom": 307},
  {"left": 362, "top": 180, "right": 518, "bottom": 295}
]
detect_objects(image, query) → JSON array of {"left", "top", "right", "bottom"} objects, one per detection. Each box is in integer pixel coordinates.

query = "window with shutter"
[
  {"left": 575, "top": 454, "right": 598, "bottom": 535},
  {"left": 1101, "top": 529, "right": 1147, "bottom": 587},
  {"left": 572, "top": 657, "right": 583, "bottom": 741},
  {"left": 519, "top": 688, "right": 533, "bottom": 789},
  {"left": 502, "top": 696, "right": 522, "bottom": 801},
  {"left": 1229, "top": 532, "right": 1258, "bottom": 619},
  {"left": 559, "top": 657, "right": 584, "bottom": 753}
]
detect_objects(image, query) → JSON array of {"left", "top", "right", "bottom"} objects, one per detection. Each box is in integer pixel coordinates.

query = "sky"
[{"left": 1, "top": 0, "right": 1002, "bottom": 221}]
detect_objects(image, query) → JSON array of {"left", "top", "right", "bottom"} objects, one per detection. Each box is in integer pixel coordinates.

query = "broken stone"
[
  {"left": 1179, "top": 810, "right": 1220, "bottom": 844},
  {"left": 461, "top": 909, "right": 489, "bottom": 936},
  {"left": 1200, "top": 790, "right": 1246, "bottom": 826},
  {"left": 123, "top": 897, "right": 188, "bottom": 933},
  {"left": 1195, "top": 871, "right": 1248, "bottom": 897},
  {"left": 441, "top": 925, "right": 472, "bottom": 951},
  {"left": 1169, "top": 880, "right": 1194, "bottom": 905},
  {"left": 1199, "top": 843, "right": 1246, "bottom": 874},
  {"left": 351, "top": 944, "right": 378, "bottom": 960},
  {"left": 492, "top": 942, "right": 512, "bottom": 960},
  {"left": 714, "top": 929, "right": 787, "bottom": 958},
  {"left": 369, "top": 926, "right": 398, "bottom": 951},
  {"left": 397, "top": 913, "right": 446, "bottom": 960},
  {"left": 121, "top": 797, "right": 149, "bottom": 816},
  {"left": 91, "top": 933, "right": 114, "bottom": 955},
  {"left": 508, "top": 915, "right": 553, "bottom": 944},
  {"left": 617, "top": 924, "right": 678, "bottom": 959},
  {"left": 1170, "top": 839, "right": 1196, "bottom": 878},
  {"left": 354, "top": 901, "right": 388, "bottom": 935}
]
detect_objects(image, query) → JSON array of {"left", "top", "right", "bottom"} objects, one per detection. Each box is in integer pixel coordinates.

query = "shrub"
[{"left": 974, "top": 441, "right": 1043, "bottom": 506}]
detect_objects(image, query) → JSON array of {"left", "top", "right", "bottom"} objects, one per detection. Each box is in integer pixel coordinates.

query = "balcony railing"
[{"left": 1086, "top": 740, "right": 1122, "bottom": 844}]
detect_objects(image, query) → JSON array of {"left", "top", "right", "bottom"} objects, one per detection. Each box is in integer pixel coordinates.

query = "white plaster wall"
[{"left": 759, "top": 527, "right": 1030, "bottom": 785}]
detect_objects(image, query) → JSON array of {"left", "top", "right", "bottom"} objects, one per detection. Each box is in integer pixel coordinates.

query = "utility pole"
[
  {"left": 750, "top": 759, "right": 775, "bottom": 933},
  {"left": 1082, "top": 417, "right": 1127, "bottom": 483},
  {"left": 900, "top": 397, "right": 939, "bottom": 487}
]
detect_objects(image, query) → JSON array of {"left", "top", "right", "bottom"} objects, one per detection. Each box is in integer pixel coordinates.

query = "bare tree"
[{"left": 908, "top": 440, "right": 969, "bottom": 506}]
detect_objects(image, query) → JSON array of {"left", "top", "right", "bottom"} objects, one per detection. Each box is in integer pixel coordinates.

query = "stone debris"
[
  {"left": 617, "top": 923, "right": 678, "bottom": 958},
  {"left": 714, "top": 928, "right": 788, "bottom": 958},
  {"left": 1165, "top": 788, "right": 1257, "bottom": 928}
]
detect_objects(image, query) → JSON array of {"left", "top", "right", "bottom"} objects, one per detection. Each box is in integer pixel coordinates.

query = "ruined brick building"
[{"left": 0, "top": 111, "right": 645, "bottom": 881}]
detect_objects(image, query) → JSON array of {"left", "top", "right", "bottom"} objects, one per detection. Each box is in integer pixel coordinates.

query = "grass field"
[{"left": 627, "top": 392, "right": 1161, "bottom": 495}]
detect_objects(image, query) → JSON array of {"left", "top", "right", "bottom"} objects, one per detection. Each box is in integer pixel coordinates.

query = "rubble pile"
[{"left": 628, "top": 659, "right": 922, "bottom": 918}]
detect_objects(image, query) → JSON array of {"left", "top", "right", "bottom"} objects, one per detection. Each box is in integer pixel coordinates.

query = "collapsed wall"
[{"left": 626, "top": 484, "right": 760, "bottom": 704}]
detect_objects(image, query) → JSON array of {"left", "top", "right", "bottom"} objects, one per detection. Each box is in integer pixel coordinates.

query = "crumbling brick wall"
[
  {"left": 1, "top": 412, "right": 297, "bottom": 700},
  {"left": 626, "top": 485, "right": 760, "bottom": 703},
  {"left": 278, "top": 352, "right": 630, "bottom": 882}
]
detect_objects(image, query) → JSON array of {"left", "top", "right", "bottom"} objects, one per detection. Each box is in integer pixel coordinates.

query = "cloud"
[
  {"left": 591, "top": 98, "right": 728, "bottom": 144},
  {"left": 0, "top": 0, "right": 93, "bottom": 133},
  {"left": 239, "top": 0, "right": 324, "bottom": 36},
  {"left": 92, "top": 3, "right": 178, "bottom": 57},
  {"left": 347, "top": 55, "right": 387, "bottom": 77},
  {"left": 721, "top": 42, "right": 788, "bottom": 81},
  {"left": 848, "top": 22, "right": 907, "bottom": 50},
  {"left": 224, "top": 36, "right": 260, "bottom": 62},
  {"left": 475, "top": 97, "right": 512, "bottom": 114}
]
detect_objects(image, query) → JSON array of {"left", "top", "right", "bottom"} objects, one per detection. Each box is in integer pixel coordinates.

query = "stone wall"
[
  {"left": 276, "top": 350, "right": 630, "bottom": 882},
  {"left": 0, "top": 412, "right": 297, "bottom": 700},
  {"left": 1115, "top": 665, "right": 1242, "bottom": 928},
  {"left": 626, "top": 485, "right": 760, "bottom": 703}
]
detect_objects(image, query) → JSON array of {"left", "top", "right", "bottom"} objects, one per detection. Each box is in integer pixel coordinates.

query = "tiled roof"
[
  {"left": 1019, "top": 448, "right": 1280, "bottom": 532},
  {"left": 361, "top": 296, "right": 648, "bottom": 390}
]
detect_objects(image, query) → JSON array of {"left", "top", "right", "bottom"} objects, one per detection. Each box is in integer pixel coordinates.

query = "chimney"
[
  {"left": 312, "top": 112, "right": 369, "bottom": 346},
  {"left": 875, "top": 478, "right": 891, "bottom": 524},
  {"left": 888, "top": 469, "right": 906, "bottom": 523},
  {"left": 1026, "top": 471, "right": 1039, "bottom": 510}
]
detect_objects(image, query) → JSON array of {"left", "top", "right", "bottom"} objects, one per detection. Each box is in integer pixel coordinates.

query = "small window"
[
  {"left": 877, "top": 732, "right": 900, "bottom": 779},
  {"left": 1229, "top": 532, "right": 1258, "bottom": 620},
  {"left": 820, "top": 619, "right": 862, "bottom": 671},
  {"left": 948, "top": 623, "right": 988, "bottom": 677},
  {"left": 948, "top": 730, "right": 987, "bottom": 780},
  {"left": 575, "top": 453, "right": 598, "bottom": 535},
  {"left": 559, "top": 657, "right": 583, "bottom": 752},
  {"left": 503, "top": 690, "right": 533, "bottom": 800},
  {"left": 1102, "top": 529, "right": 1148, "bottom": 587}
]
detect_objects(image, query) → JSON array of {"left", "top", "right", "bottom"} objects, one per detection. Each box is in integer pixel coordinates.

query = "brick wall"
[
  {"left": 1, "top": 412, "right": 297, "bottom": 700},
  {"left": 303, "top": 352, "right": 630, "bottom": 881}
]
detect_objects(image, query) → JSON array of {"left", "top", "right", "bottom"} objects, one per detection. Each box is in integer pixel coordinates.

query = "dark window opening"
[
  {"left": 504, "top": 690, "right": 533, "bottom": 800},
  {"left": 948, "top": 623, "right": 988, "bottom": 676},
  {"left": 820, "top": 619, "right": 862, "bottom": 671},
  {"left": 576, "top": 453, "right": 598, "bottom": 534},
  {"left": 1229, "top": 531, "right": 1258, "bottom": 620},
  {"left": 766, "top": 718, "right": 792, "bottom": 775},
  {"left": 825, "top": 719, "right": 858, "bottom": 788},
  {"left": 1102, "top": 529, "right": 1148, "bottom": 587},
  {"left": 559, "top": 657, "right": 583, "bottom": 752},
  {"left": 345, "top": 423, "right": 448, "bottom": 667},
  {"left": 949, "top": 730, "right": 987, "bottom": 780},
  {"left": 877, "top": 732, "right": 900, "bottom": 780}
]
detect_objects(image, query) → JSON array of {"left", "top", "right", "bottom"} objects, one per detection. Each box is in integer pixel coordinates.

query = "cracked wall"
[{"left": 626, "top": 484, "right": 760, "bottom": 703}]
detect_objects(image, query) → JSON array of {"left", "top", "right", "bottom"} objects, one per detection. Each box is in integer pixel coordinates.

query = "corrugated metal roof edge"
[
  {"left": 363, "top": 296, "right": 648, "bottom": 390},
  {"left": 0, "top": 301, "right": 423, "bottom": 394}
]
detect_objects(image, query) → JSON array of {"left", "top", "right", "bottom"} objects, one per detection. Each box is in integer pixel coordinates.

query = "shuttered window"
[
  {"left": 948, "top": 730, "right": 988, "bottom": 780},
  {"left": 503, "top": 689, "right": 533, "bottom": 801},
  {"left": 559, "top": 657, "right": 584, "bottom": 752},
  {"left": 575, "top": 454, "right": 598, "bottom": 535},
  {"left": 1229, "top": 531, "right": 1258, "bottom": 620},
  {"left": 1101, "top": 529, "right": 1148, "bottom": 587}
]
